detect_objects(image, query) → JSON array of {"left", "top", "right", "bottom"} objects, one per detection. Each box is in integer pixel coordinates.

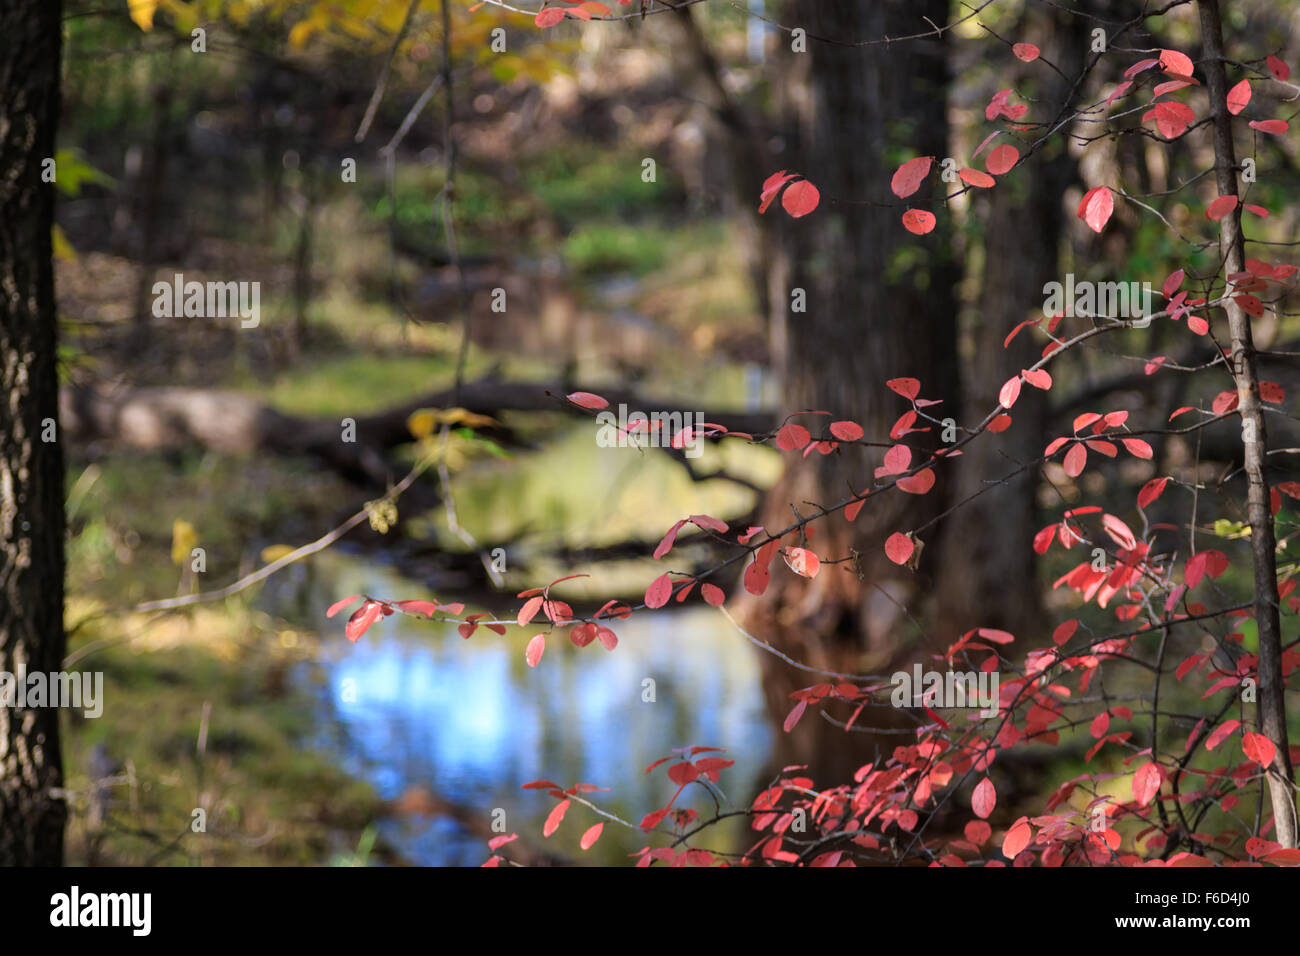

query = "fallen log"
[{"left": 59, "top": 379, "right": 778, "bottom": 485}]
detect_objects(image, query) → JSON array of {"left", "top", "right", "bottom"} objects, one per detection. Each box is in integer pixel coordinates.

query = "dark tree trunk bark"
[
  {"left": 933, "top": 4, "right": 1088, "bottom": 642},
  {"left": 746, "top": 0, "right": 960, "bottom": 777},
  {"left": 0, "top": 0, "right": 68, "bottom": 865}
]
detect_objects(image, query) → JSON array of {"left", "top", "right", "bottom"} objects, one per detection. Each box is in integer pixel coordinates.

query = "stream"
[{"left": 260, "top": 551, "right": 773, "bottom": 865}]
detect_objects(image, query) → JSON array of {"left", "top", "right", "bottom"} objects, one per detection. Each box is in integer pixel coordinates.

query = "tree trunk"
[
  {"left": 934, "top": 4, "right": 1088, "bottom": 641},
  {"left": 0, "top": 0, "right": 68, "bottom": 866},
  {"left": 746, "top": 1, "right": 960, "bottom": 776},
  {"left": 1197, "top": 0, "right": 1297, "bottom": 849}
]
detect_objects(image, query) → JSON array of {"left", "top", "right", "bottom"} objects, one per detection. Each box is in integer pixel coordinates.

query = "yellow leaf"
[
  {"left": 52, "top": 225, "right": 77, "bottom": 263},
  {"left": 288, "top": 19, "right": 318, "bottom": 49},
  {"left": 128, "top": 0, "right": 158, "bottom": 31},
  {"left": 171, "top": 519, "right": 197, "bottom": 565},
  {"left": 439, "top": 407, "right": 497, "bottom": 429},
  {"left": 406, "top": 409, "right": 438, "bottom": 440},
  {"left": 260, "top": 544, "right": 296, "bottom": 564}
]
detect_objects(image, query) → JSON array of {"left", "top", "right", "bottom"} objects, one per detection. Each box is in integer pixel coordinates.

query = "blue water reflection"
[{"left": 278, "top": 559, "right": 772, "bottom": 865}]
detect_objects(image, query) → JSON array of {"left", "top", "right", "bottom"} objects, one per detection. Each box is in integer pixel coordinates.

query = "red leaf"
[
  {"left": 885, "top": 532, "right": 914, "bottom": 565},
  {"left": 1212, "top": 390, "right": 1239, "bottom": 415},
  {"left": 579, "top": 823, "right": 604, "bottom": 850},
  {"left": 830, "top": 420, "right": 864, "bottom": 441},
  {"left": 901, "top": 209, "right": 937, "bottom": 235},
  {"left": 1053, "top": 619, "right": 1078, "bottom": 645},
  {"left": 701, "top": 583, "right": 726, "bottom": 607},
  {"left": 972, "top": 777, "right": 997, "bottom": 819},
  {"left": 668, "top": 761, "right": 700, "bottom": 785},
  {"left": 744, "top": 555, "right": 771, "bottom": 596},
  {"left": 1249, "top": 119, "right": 1289, "bottom": 135},
  {"left": 525, "top": 634, "right": 546, "bottom": 668},
  {"left": 999, "top": 376, "right": 1022, "bottom": 409},
  {"left": 1013, "top": 42, "right": 1040, "bottom": 62},
  {"left": 979, "top": 628, "right": 1015, "bottom": 645},
  {"left": 958, "top": 168, "right": 996, "bottom": 189},
  {"left": 639, "top": 808, "right": 669, "bottom": 831},
  {"left": 1264, "top": 848, "right": 1300, "bottom": 866},
  {"left": 567, "top": 391, "right": 608, "bottom": 410},
  {"left": 784, "top": 547, "right": 820, "bottom": 579},
  {"left": 327, "top": 595, "right": 363, "bottom": 618},
  {"left": 1023, "top": 368, "right": 1051, "bottom": 390},
  {"left": 543, "top": 798, "right": 570, "bottom": 837},
  {"left": 1162, "top": 269, "right": 1185, "bottom": 298},
  {"left": 1063, "top": 442, "right": 1087, "bottom": 477},
  {"left": 878, "top": 443, "right": 912, "bottom": 477},
  {"left": 758, "top": 170, "right": 797, "bottom": 213},
  {"left": 1226, "top": 79, "right": 1251, "bottom": 115},
  {"left": 1243, "top": 732, "right": 1276, "bottom": 766},
  {"left": 1106, "top": 80, "right": 1133, "bottom": 108},
  {"left": 1144, "top": 101, "right": 1194, "bottom": 139},
  {"left": 1077, "top": 185, "right": 1113, "bottom": 233},
  {"left": 1003, "top": 318, "right": 1040, "bottom": 347},
  {"left": 1126, "top": 58, "right": 1159, "bottom": 78},
  {"left": 1204, "top": 719, "right": 1241, "bottom": 751},
  {"left": 1138, "top": 476, "right": 1169, "bottom": 508},
  {"left": 776, "top": 423, "right": 811, "bottom": 451},
  {"left": 1206, "top": 195, "right": 1238, "bottom": 221},
  {"left": 653, "top": 519, "right": 687, "bottom": 560},
  {"left": 783, "top": 699, "right": 808, "bottom": 733},
  {"left": 1133, "top": 761, "right": 1162, "bottom": 807},
  {"left": 887, "top": 378, "right": 922, "bottom": 400},
  {"left": 896, "top": 469, "right": 936, "bottom": 495},
  {"left": 986, "top": 144, "right": 1020, "bottom": 175},
  {"left": 782, "top": 180, "right": 820, "bottom": 218},
  {"left": 393, "top": 600, "right": 439, "bottom": 618},
  {"left": 645, "top": 573, "right": 673, "bottom": 609},
  {"left": 345, "top": 600, "right": 385, "bottom": 642},
  {"left": 1002, "top": 820, "right": 1032, "bottom": 859},
  {"left": 1267, "top": 55, "right": 1291, "bottom": 82},
  {"left": 517, "top": 595, "right": 544, "bottom": 627},
  {"left": 1158, "top": 49, "right": 1194, "bottom": 77},
  {"left": 891, "top": 156, "right": 933, "bottom": 198},
  {"left": 534, "top": 7, "right": 565, "bottom": 27},
  {"left": 1121, "top": 437, "right": 1153, "bottom": 460}
]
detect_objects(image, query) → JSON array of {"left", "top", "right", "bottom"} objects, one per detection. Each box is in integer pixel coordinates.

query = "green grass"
[{"left": 63, "top": 450, "right": 384, "bottom": 865}]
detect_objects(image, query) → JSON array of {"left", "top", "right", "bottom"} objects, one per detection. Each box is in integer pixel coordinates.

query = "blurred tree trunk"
[
  {"left": 127, "top": 52, "right": 178, "bottom": 356},
  {"left": 933, "top": 4, "right": 1089, "bottom": 642},
  {"left": 745, "top": 0, "right": 960, "bottom": 776},
  {"left": 0, "top": 0, "right": 68, "bottom": 865},
  {"left": 289, "top": 163, "right": 319, "bottom": 361}
]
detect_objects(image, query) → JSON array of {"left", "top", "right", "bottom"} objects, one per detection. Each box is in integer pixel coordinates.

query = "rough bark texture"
[
  {"left": 746, "top": 1, "right": 960, "bottom": 776},
  {"left": 1197, "top": 0, "right": 1297, "bottom": 848},
  {"left": 0, "top": 0, "right": 67, "bottom": 866}
]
